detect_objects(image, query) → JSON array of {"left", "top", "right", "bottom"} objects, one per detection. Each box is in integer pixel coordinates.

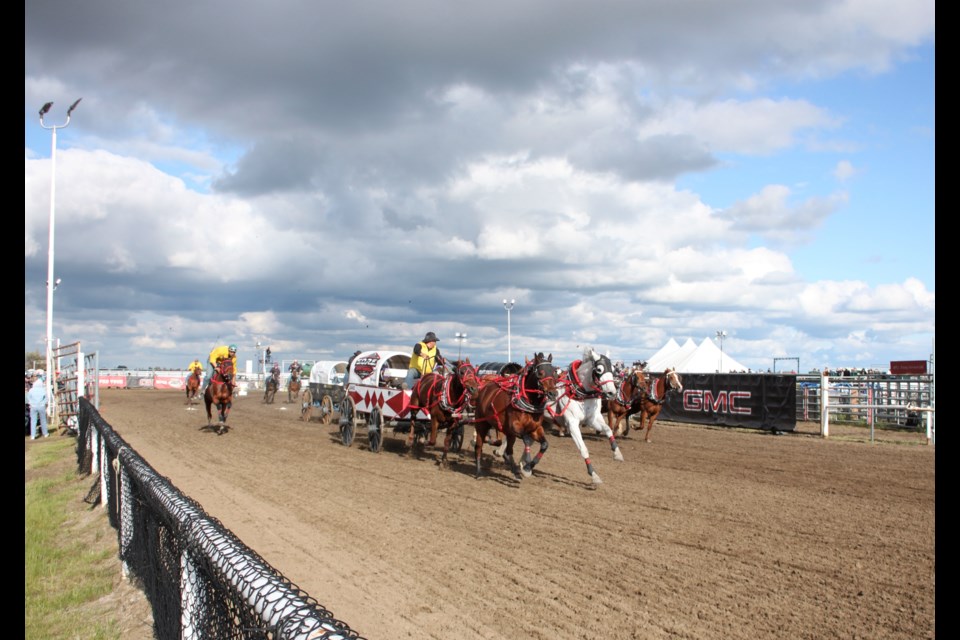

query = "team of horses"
[{"left": 196, "top": 347, "right": 682, "bottom": 486}]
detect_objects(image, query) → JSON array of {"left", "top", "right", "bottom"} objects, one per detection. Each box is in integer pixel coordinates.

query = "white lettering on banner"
[
  {"left": 98, "top": 376, "right": 128, "bottom": 388},
  {"left": 154, "top": 376, "right": 186, "bottom": 390},
  {"left": 683, "top": 390, "right": 752, "bottom": 415}
]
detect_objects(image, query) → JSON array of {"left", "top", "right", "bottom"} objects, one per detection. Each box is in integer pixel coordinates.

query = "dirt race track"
[{"left": 95, "top": 388, "right": 935, "bottom": 639}]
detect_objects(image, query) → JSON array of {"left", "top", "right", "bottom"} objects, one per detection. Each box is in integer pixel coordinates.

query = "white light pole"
[
  {"left": 39, "top": 98, "right": 81, "bottom": 417},
  {"left": 256, "top": 341, "right": 263, "bottom": 384},
  {"left": 716, "top": 330, "right": 727, "bottom": 372},
  {"left": 502, "top": 299, "right": 515, "bottom": 362},
  {"left": 455, "top": 332, "right": 467, "bottom": 360}
]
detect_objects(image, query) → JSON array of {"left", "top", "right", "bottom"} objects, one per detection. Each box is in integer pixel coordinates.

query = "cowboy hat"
[{"left": 423, "top": 332, "right": 440, "bottom": 343}]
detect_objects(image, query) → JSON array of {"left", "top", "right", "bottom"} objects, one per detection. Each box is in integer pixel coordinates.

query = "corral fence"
[
  {"left": 75, "top": 397, "right": 366, "bottom": 640},
  {"left": 50, "top": 341, "right": 99, "bottom": 434},
  {"left": 796, "top": 373, "right": 935, "bottom": 444}
]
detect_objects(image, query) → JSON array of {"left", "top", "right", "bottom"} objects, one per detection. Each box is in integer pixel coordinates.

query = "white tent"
[
  {"left": 647, "top": 337, "right": 748, "bottom": 373},
  {"left": 644, "top": 338, "right": 680, "bottom": 369},
  {"left": 648, "top": 338, "right": 697, "bottom": 372}
]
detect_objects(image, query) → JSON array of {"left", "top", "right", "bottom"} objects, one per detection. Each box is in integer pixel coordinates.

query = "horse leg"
[
  {"left": 427, "top": 413, "right": 441, "bottom": 448},
  {"left": 587, "top": 402, "right": 623, "bottom": 462},
  {"left": 521, "top": 430, "right": 549, "bottom": 476},
  {"left": 645, "top": 408, "right": 659, "bottom": 442},
  {"left": 440, "top": 428, "right": 452, "bottom": 467},
  {"left": 566, "top": 417, "right": 603, "bottom": 484},
  {"left": 502, "top": 435, "right": 523, "bottom": 480},
  {"left": 406, "top": 417, "right": 418, "bottom": 448},
  {"left": 204, "top": 393, "right": 214, "bottom": 427},
  {"left": 474, "top": 426, "right": 487, "bottom": 478}
]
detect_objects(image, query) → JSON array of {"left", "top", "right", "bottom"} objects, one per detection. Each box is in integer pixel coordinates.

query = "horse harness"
[
  {"left": 481, "top": 360, "right": 555, "bottom": 415},
  {"left": 409, "top": 364, "right": 477, "bottom": 418},
  {"left": 563, "top": 358, "right": 609, "bottom": 401},
  {"left": 611, "top": 370, "right": 650, "bottom": 408}
]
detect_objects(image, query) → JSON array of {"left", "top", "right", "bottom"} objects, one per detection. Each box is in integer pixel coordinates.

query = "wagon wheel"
[
  {"left": 449, "top": 423, "right": 464, "bottom": 453},
  {"left": 339, "top": 397, "right": 357, "bottom": 447},
  {"left": 319, "top": 394, "right": 334, "bottom": 425},
  {"left": 367, "top": 407, "right": 384, "bottom": 453}
]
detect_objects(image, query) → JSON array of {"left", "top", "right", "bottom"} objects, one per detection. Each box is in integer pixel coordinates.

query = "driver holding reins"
[{"left": 207, "top": 344, "right": 238, "bottom": 393}]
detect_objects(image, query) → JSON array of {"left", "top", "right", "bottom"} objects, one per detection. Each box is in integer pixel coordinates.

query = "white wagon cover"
[{"left": 344, "top": 350, "right": 429, "bottom": 420}]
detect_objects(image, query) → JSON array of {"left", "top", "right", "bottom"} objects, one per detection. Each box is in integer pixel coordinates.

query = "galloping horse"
[
  {"left": 263, "top": 370, "right": 280, "bottom": 404},
  {"left": 546, "top": 347, "right": 624, "bottom": 485},
  {"left": 603, "top": 366, "right": 650, "bottom": 437},
  {"left": 185, "top": 369, "right": 202, "bottom": 405},
  {"left": 472, "top": 353, "right": 558, "bottom": 480},
  {"left": 287, "top": 369, "right": 302, "bottom": 403},
  {"left": 204, "top": 359, "right": 235, "bottom": 434},
  {"left": 408, "top": 358, "right": 480, "bottom": 463},
  {"left": 630, "top": 367, "right": 683, "bottom": 442}
]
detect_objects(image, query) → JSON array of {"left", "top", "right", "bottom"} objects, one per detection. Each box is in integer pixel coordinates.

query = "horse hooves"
[
  {"left": 644, "top": 438, "right": 652, "bottom": 443},
  {"left": 520, "top": 465, "right": 533, "bottom": 478},
  {"left": 590, "top": 472, "right": 603, "bottom": 485},
  {"left": 614, "top": 448, "right": 624, "bottom": 462}
]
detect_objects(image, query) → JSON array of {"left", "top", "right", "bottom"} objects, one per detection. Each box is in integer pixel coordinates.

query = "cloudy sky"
[{"left": 25, "top": 0, "right": 935, "bottom": 373}]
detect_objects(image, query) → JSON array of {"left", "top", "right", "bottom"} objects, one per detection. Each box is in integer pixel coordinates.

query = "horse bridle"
[
  {"left": 440, "top": 363, "right": 479, "bottom": 412},
  {"left": 613, "top": 370, "right": 647, "bottom": 406}
]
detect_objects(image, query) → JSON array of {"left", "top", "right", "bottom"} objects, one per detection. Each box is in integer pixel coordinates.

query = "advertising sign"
[{"left": 890, "top": 360, "right": 927, "bottom": 375}]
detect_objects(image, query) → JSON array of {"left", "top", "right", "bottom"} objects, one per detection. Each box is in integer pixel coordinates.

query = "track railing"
[{"left": 76, "top": 397, "right": 366, "bottom": 640}]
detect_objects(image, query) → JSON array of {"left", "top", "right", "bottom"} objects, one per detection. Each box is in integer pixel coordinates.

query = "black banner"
[{"left": 657, "top": 373, "right": 796, "bottom": 431}]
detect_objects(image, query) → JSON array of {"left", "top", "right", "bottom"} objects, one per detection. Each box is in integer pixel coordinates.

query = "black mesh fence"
[{"left": 76, "top": 398, "right": 366, "bottom": 640}]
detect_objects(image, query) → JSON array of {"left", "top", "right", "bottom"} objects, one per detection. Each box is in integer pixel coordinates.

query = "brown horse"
[
  {"left": 604, "top": 367, "right": 650, "bottom": 437},
  {"left": 472, "top": 353, "right": 558, "bottom": 480},
  {"left": 263, "top": 371, "right": 279, "bottom": 404},
  {"left": 204, "top": 359, "right": 235, "bottom": 434},
  {"left": 631, "top": 367, "right": 683, "bottom": 442},
  {"left": 185, "top": 369, "right": 202, "bottom": 405},
  {"left": 287, "top": 369, "right": 302, "bottom": 403},
  {"left": 407, "top": 359, "right": 481, "bottom": 463}
]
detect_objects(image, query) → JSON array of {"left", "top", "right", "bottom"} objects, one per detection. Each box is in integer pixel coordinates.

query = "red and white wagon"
[{"left": 338, "top": 350, "right": 466, "bottom": 452}]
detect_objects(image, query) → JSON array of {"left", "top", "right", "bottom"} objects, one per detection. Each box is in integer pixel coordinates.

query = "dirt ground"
[{"left": 91, "top": 387, "right": 934, "bottom": 640}]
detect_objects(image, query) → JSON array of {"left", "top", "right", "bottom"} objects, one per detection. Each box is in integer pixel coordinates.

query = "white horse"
[{"left": 547, "top": 347, "right": 624, "bottom": 485}]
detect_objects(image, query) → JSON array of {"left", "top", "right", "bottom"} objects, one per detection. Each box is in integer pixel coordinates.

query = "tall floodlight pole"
[
  {"left": 39, "top": 98, "right": 82, "bottom": 418},
  {"left": 256, "top": 341, "right": 263, "bottom": 383},
  {"left": 716, "top": 330, "right": 727, "bottom": 372},
  {"left": 502, "top": 299, "right": 515, "bottom": 363},
  {"left": 455, "top": 332, "right": 467, "bottom": 360}
]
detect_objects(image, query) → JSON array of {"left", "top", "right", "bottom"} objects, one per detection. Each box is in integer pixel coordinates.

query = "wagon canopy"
[
  {"left": 347, "top": 350, "right": 411, "bottom": 387},
  {"left": 476, "top": 362, "right": 523, "bottom": 377},
  {"left": 308, "top": 360, "right": 348, "bottom": 386}
]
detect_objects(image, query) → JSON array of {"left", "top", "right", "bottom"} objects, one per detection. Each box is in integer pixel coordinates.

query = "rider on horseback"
[
  {"left": 188, "top": 359, "right": 203, "bottom": 377},
  {"left": 270, "top": 361, "right": 281, "bottom": 385},
  {"left": 288, "top": 359, "right": 303, "bottom": 379},
  {"left": 207, "top": 344, "right": 238, "bottom": 393}
]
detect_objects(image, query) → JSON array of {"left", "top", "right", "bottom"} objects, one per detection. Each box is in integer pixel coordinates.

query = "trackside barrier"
[
  {"left": 76, "top": 398, "right": 366, "bottom": 640},
  {"left": 818, "top": 374, "right": 935, "bottom": 445}
]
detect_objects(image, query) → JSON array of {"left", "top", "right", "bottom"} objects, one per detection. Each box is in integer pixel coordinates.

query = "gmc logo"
[{"left": 683, "top": 390, "right": 752, "bottom": 415}]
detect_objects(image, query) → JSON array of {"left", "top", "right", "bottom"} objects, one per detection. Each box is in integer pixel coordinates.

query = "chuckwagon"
[
  {"left": 337, "top": 350, "right": 469, "bottom": 453},
  {"left": 305, "top": 360, "right": 349, "bottom": 424}
]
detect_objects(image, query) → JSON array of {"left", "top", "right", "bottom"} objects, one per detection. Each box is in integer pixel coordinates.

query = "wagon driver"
[
  {"left": 206, "top": 344, "right": 238, "bottom": 393},
  {"left": 403, "top": 331, "right": 446, "bottom": 390}
]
